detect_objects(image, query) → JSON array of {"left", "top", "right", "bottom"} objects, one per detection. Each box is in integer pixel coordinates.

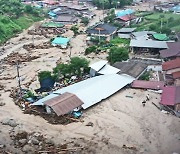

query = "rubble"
[
  {"left": 11, "top": 131, "right": 86, "bottom": 154},
  {"left": 23, "top": 42, "right": 51, "bottom": 51},
  {"left": 28, "top": 28, "right": 65, "bottom": 37},
  {"left": 24, "top": 106, "right": 81, "bottom": 125},
  {"left": 4, "top": 52, "right": 40, "bottom": 65}
]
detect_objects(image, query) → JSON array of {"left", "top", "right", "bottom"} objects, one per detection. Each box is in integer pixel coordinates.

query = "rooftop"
[
  {"left": 41, "top": 22, "right": 64, "bottom": 28},
  {"left": 34, "top": 74, "right": 135, "bottom": 109},
  {"left": 130, "top": 39, "right": 168, "bottom": 49},
  {"left": 117, "top": 15, "right": 137, "bottom": 22},
  {"left": 113, "top": 61, "right": 147, "bottom": 78},
  {"left": 172, "top": 71, "right": 180, "bottom": 79},
  {"left": 162, "top": 58, "right": 180, "bottom": 71},
  {"left": 160, "top": 86, "right": 180, "bottom": 106},
  {"left": 87, "top": 23, "right": 117, "bottom": 35},
  {"left": 118, "top": 28, "right": 136, "bottom": 33},
  {"left": 116, "top": 9, "right": 135, "bottom": 17},
  {"left": 54, "top": 15, "right": 78, "bottom": 23},
  {"left": 132, "top": 80, "right": 165, "bottom": 90},
  {"left": 44, "top": 92, "right": 83, "bottom": 116},
  {"left": 153, "top": 34, "right": 169, "bottom": 41},
  {"left": 51, "top": 37, "right": 70, "bottom": 46},
  {"left": 160, "top": 42, "right": 180, "bottom": 58}
]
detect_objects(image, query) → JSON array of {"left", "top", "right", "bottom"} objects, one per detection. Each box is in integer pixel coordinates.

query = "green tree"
[
  {"left": 107, "top": 47, "right": 129, "bottom": 64},
  {"left": 93, "top": 0, "right": 133, "bottom": 9},
  {"left": 53, "top": 57, "right": 89, "bottom": 79},
  {"left": 53, "top": 63, "right": 71, "bottom": 78},
  {"left": 161, "top": 26, "right": 171, "bottom": 35},
  {"left": 38, "top": 71, "right": 54, "bottom": 82},
  {"left": 104, "top": 9, "right": 115, "bottom": 23},
  {"left": 149, "top": 24, "right": 159, "bottom": 32},
  {"left": 69, "top": 57, "right": 89, "bottom": 76},
  {"left": 70, "top": 25, "right": 79, "bottom": 36},
  {"left": 25, "top": 5, "right": 33, "bottom": 14},
  {"left": 85, "top": 46, "right": 97, "bottom": 55},
  {"left": 81, "top": 17, "right": 89, "bottom": 26}
]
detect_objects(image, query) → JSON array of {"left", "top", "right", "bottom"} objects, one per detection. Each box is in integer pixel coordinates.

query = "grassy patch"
[
  {"left": 0, "top": 15, "right": 44, "bottom": 44},
  {"left": 145, "top": 12, "right": 180, "bottom": 20}
]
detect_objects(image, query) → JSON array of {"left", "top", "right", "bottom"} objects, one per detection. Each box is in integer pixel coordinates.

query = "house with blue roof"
[
  {"left": 116, "top": 9, "right": 135, "bottom": 17},
  {"left": 171, "top": 5, "right": 180, "bottom": 13},
  {"left": 51, "top": 37, "right": 70, "bottom": 48}
]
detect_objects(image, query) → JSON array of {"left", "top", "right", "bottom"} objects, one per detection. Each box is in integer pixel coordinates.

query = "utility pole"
[
  {"left": 69, "top": 46, "right": 72, "bottom": 58},
  {"left": 16, "top": 61, "right": 22, "bottom": 98},
  {"left": 102, "top": 0, "right": 104, "bottom": 22}
]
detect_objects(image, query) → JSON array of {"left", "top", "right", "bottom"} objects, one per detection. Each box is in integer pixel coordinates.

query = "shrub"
[
  {"left": 139, "top": 71, "right": 150, "bottom": 81},
  {"left": 85, "top": 46, "right": 97, "bottom": 55}
]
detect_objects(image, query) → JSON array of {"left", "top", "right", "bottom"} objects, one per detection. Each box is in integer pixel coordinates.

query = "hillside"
[{"left": 0, "top": 0, "right": 44, "bottom": 44}]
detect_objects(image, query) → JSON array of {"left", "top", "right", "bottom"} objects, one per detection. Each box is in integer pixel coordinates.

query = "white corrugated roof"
[
  {"left": 130, "top": 39, "right": 168, "bottom": 49},
  {"left": 33, "top": 74, "right": 135, "bottom": 109},
  {"left": 90, "top": 60, "right": 108, "bottom": 71},
  {"left": 118, "top": 28, "right": 136, "bottom": 33},
  {"left": 33, "top": 93, "right": 59, "bottom": 106},
  {"left": 98, "top": 64, "right": 120, "bottom": 75}
]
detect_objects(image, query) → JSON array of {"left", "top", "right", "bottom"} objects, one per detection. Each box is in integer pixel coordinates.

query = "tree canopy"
[
  {"left": 93, "top": 0, "right": 133, "bottom": 9},
  {"left": 53, "top": 57, "right": 90, "bottom": 79},
  {"left": 107, "top": 47, "right": 129, "bottom": 64}
]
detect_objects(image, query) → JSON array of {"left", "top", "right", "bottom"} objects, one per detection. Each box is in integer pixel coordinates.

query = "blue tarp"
[
  {"left": 116, "top": 9, "right": 134, "bottom": 17},
  {"left": 48, "top": 11, "right": 56, "bottom": 17},
  {"left": 171, "top": 5, "right": 180, "bottom": 12},
  {"left": 51, "top": 37, "right": 70, "bottom": 46}
]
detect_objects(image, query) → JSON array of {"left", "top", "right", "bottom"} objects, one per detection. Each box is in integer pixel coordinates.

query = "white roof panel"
[
  {"left": 33, "top": 74, "right": 135, "bottom": 109},
  {"left": 33, "top": 93, "right": 59, "bottom": 106},
  {"left": 90, "top": 60, "right": 108, "bottom": 71},
  {"left": 118, "top": 28, "right": 136, "bottom": 33},
  {"left": 130, "top": 39, "right": 168, "bottom": 49},
  {"left": 98, "top": 64, "right": 120, "bottom": 75},
  {"left": 55, "top": 74, "right": 135, "bottom": 109}
]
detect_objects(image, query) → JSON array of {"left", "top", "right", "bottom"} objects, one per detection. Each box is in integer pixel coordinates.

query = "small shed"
[
  {"left": 117, "top": 28, "right": 136, "bottom": 39},
  {"left": 44, "top": 92, "right": 83, "bottom": 116},
  {"left": 51, "top": 37, "right": 70, "bottom": 48},
  {"left": 116, "top": 9, "right": 135, "bottom": 17},
  {"left": 89, "top": 60, "right": 120, "bottom": 77}
]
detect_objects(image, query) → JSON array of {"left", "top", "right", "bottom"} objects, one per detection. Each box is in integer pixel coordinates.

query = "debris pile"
[
  {"left": 28, "top": 28, "right": 65, "bottom": 37},
  {"left": 23, "top": 42, "right": 51, "bottom": 51},
  {"left": 4, "top": 52, "right": 40, "bottom": 65},
  {"left": 10, "top": 131, "right": 85, "bottom": 154},
  {"left": 9, "top": 88, "right": 83, "bottom": 125}
]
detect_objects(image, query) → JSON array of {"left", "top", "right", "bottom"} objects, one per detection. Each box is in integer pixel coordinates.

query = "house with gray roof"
[
  {"left": 87, "top": 23, "right": 118, "bottom": 41},
  {"left": 53, "top": 15, "right": 78, "bottom": 25},
  {"left": 117, "top": 28, "right": 136, "bottom": 39},
  {"left": 130, "top": 39, "right": 168, "bottom": 54}
]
